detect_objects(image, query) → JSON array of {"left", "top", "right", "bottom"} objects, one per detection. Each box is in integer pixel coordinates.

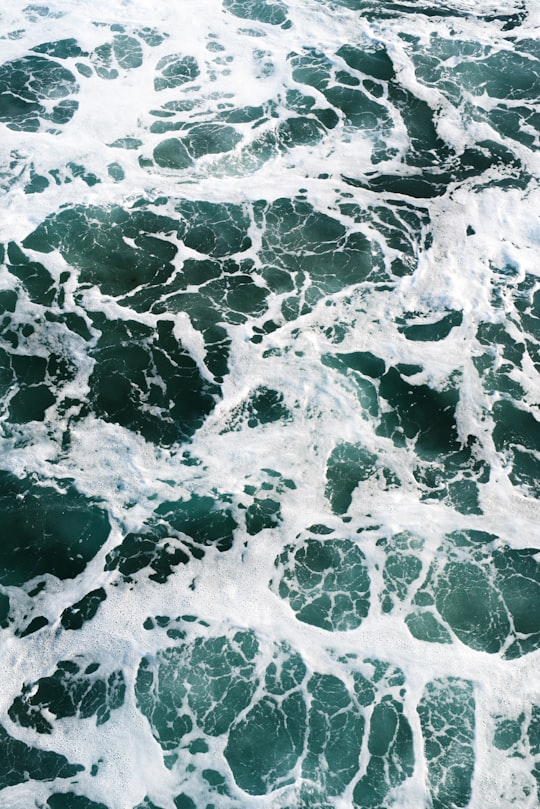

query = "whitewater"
[{"left": 0, "top": 0, "right": 539, "bottom": 807}]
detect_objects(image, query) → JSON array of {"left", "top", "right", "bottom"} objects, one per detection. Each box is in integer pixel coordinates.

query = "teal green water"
[{"left": 0, "top": 0, "right": 539, "bottom": 807}]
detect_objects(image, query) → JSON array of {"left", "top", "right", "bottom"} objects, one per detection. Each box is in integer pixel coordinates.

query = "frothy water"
[{"left": 0, "top": 1, "right": 539, "bottom": 807}]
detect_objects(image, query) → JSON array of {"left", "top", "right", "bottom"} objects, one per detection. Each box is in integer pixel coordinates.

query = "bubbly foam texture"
[{"left": 0, "top": 0, "right": 539, "bottom": 807}]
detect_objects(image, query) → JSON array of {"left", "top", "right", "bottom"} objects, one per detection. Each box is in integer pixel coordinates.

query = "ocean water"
[{"left": 0, "top": 0, "right": 539, "bottom": 807}]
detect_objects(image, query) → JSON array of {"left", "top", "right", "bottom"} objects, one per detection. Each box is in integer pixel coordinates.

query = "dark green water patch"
[
  {"left": 224, "top": 645, "right": 306, "bottom": 794},
  {"left": 218, "top": 103, "right": 265, "bottom": 124},
  {"left": 6, "top": 241, "right": 55, "bottom": 303},
  {"left": 343, "top": 171, "right": 447, "bottom": 199},
  {"left": 460, "top": 139, "right": 523, "bottom": 178},
  {"left": 245, "top": 496, "right": 281, "bottom": 535},
  {"left": 304, "top": 673, "right": 365, "bottom": 795},
  {"left": 493, "top": 715, "right": 524, "bottom": 752},
  {"left": 136, "top": 630, "right": 259, "bottom": 750},
  {"left": 359, "top": 202, "right": 431, "bottom": 277},
  {"left": 290, "top": 47, "right": 391, "bottom": 131},
  {"left": 153, "top": 199, "right": 371, "bottom": 338},
  {"left": 405, "top": 610, "right": 452, "bottom": 644},
  {"left": 514, "top": 274, "right": 540, "bottom": 373},
  {"left": 258, "top": 197, "right": 372, "bottom": 316},
  {"left": 399, "top": 309, "right": 462, "bottom": 341},
  {"left": 61, "top": 588, "right": 107, "bottom": 630},
  {"left": 377, "top": 530, "right": 425, "bottom": 614},
  {"left": 277, "top": 115, "right": 326, "bottom": 147},
  {"left": 88, "top": 316, "right": 218, "bottom": 445},
  {"left": 0, "top": 591, "right": 9, "bottom": 628},
  {"left": 353, "top": 696, "right": 414, "bottom": 807},
  {"left": 414, "top": 26, "right": 533, "bottom": 83},
  {"left": 411, "top": 531, "right": 507, "bottom": 653},
  {"left": 302, "top": 657, "right": 414, "bottom": 805},
  {"left": 0, "top": 55, "right": 79, "bottom": 131},
  {"left": 223, "top": 0, "right": 288, "bottom": 25},
  {"left": 226, "top": 694, "right": 305, "bottom": 794},
  {"left": 105, "top": 525, "right": 191, "bottom": 582},
  {"left": 109, "top": 137, "right": 143, "bottom": 150},
  {"left": 155, "top": 54, "right": 200, "bottom": 91},
  {"left": 492, "top": 547, "right": 540, "bottom": 659},
  {"left": 418, "top": 678, "right": 475, "bottom": 809},
  {"left": 490, "top": 707, "right": 540, "bottom": 801},
  {"left": 473, "top": 323, "right": 524, "bottom": 401},
  {"left": 243, "top": 386, "right": 289, "bottom": 426},
  {"left": 183, "top": 123, "right": 243, "bottom": 159},
  {"left": 0, "top": 723, "right": 82, "bottom": 789},
  {"left": 486, "top": 103, "right": 540, "bottom": 148},
  {"left": 290, "top": 49, "right": 332, "bottom": 93},
  {"left": 529, "top": 706, "right": 540, "bottom": 755},
  {"left": 325, "top": 442, "right": 398, "bottom": 514},
  {"left": 9, "top": 659, "right": 125, "bottom": 733},
  {"left": 0, "top": 470, "right": 110, "bottom": 586},
  {"left": 407, "top": 531, "right": 540, "bottom": 658},
  {"left": 239, "top": 469, "right": 295, "bottom": 535},
  {"left": 156, "top": 493, "right": 236, "bottom": 553},
  {"left": 389, "top": 84, "right": 451, "bottom": 168},
  {"left": 48, "top": 793, "right": 109, "bottom": 809},
  {"left": 345, "top": 137, "right": 525, "bottom": 199},
  {"left": 173, "top": 796, "right": 196, "bottom": 809},
  {"left": 25, "top": 165, "right": 51, "bottom": 193},
  {"left": 152, "top": 294, "right": 231, "bottom": 380},
  {"left": 136, "top": 27, "right": 168, "bottom": 47},
  {"left": 23, "top": 205, "right": 178, "bottom": 298},
  {"left": 0, "top": 287, "right": 16, "bottom": 313},
  {"left": 201, "top": 767, "right": 230, "bottom": 797},
  {"left": 8, "top": 381, "right": 55, "bottom": 423},
  {"left": 412, "top": 36, "right": 538, "bottom": 146},
  {"left": 377, "top": 368, "right": 459, "bottom": 455},
  {"left": 0, "top": 315, "right": 79, "bottom": 423},
  {"left": 18, "top": 615, "right": 49, "bottom": 638},
  {"left": 32, "top": 38, "right": 85, "bottom": 59},
  {"left": 17, "top": 195, "right": 376, "bottom": 377},
  {"left": 90, "top": 33, "right": 144, "bottom": 79},
  {"left": 413, "top": 437, "right": 489, "bottom": 515},
  {"left": 337, "top": 45, "right": 394, "bottom": 81},
  {"left": 153, "top": 125, "right": 243, "bottom": 160},
  {"left": 177, "top": 200, "right": 252, "bottom": 258},
  {"left": 285, "top": 88, "right": 339, "bottom": 128},
  {"left": 158, "top": 262, "right": 268, "bottom": 328},
  {"left": 331, "top": 350, "right": 385, "bottom": 378},
  {"left": 492, "top": 400, "right": 540, "bottom": 496},
  {"left": 135, "top": 623, "right": 420, "bottom": 801},
  {"left": 107, "top": 161, "right": 124, "bottom": 181},
  {"left": 324, "top": 85, "right": 391, "bottom": 130},
  {"left": 224, "top": 386, "right": 291, "bottom": 431},
  {"left": 451, "top": 49, "right": 539, "bottom": 102},
  {"left": 106, "top": 493, "right": 236, "bottom": 581},
  {"left": 67, "top": 161, "right": 100, "bottom": 187},
  {"left": 275, "top": 535, "right": 370, "bottom": 630},
  {"left": 112, "top": 35, "right": 144, "bottom": 70},
  {"left": 153, "top": 137, "right": 193, "bottom": 169},
  {"left": 334, "top": 0, "right": 480, "bottom": 19}
]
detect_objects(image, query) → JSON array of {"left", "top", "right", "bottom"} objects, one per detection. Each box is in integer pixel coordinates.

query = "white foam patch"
[{"left": 0, "top": 0, "right": 539, "bottom": 808}]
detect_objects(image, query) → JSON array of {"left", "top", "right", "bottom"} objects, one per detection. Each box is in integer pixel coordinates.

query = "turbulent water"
[{"left": 0, "top": 0, "right": 539, "bottom": 807}]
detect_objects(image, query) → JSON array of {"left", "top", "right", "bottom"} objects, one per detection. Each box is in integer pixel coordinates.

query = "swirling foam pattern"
[{"left": 0, "top": 0, "right": 539, "bottom": 807}]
